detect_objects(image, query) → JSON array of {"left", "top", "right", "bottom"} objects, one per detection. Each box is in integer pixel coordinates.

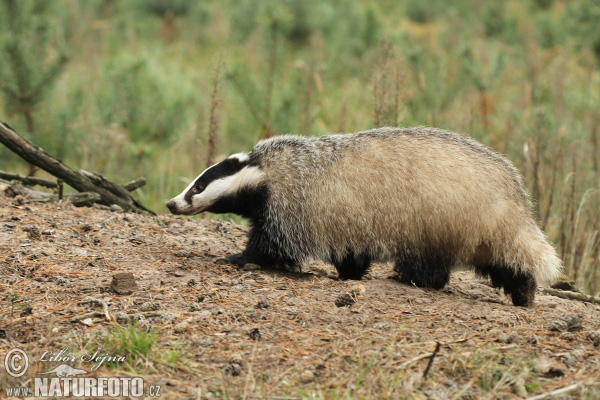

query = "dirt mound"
[{"left": 1, "top": 195, "right": 599, "bottom": 399}]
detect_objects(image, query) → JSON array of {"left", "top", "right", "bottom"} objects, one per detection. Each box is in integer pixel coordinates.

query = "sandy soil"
[{"left": 1, "top": 193, "right": 599, "bottom": 399}]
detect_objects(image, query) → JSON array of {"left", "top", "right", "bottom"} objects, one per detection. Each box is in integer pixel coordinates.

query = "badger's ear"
[{"left": 228, "top": 152, "right": 250, "bottom": 163}]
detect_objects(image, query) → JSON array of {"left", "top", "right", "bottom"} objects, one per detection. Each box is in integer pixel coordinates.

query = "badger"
[{"left": 166, "top": 127, "right": 562, "bottom": 307}]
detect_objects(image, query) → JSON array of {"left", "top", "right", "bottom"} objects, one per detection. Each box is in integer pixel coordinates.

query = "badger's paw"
[{"left": 225, "top": 253, "right": 247, "bottom": 267}]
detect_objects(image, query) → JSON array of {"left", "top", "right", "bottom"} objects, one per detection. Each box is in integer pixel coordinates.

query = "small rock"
[
  {"left": 136, "top": 318, "right": 152, "bottom": 331},
  {"left": 197, "top": 295, "right": 205, "bottom": 303},
  {"left": 498, "top": 333, "right": 520, "bottom": 344},
  {"left": 115, "top": 312, "right": 130, "bottom": 325},
  {"left": 284, "top": 307, "right": 299, "bottom": 317},
  {"left": 587, "top": 330, "right": 600, "bottom": 347},
  {"left": 110, "top": 272, "right": 138, "bottom": 295},
  {"left": 547, "top": 318, "right": 569, "bottom": 332},
  {"left": 175, "top": 250, "right": 191, "bottom": 258},
  {"left": 19, "top": 305, "right": 33, "bottom": 317},
  {"left": 24, "top": 225, "right": 40, "bottom": 240},
  {"left": 228, "top": 354, "right": 244, "bottom": 367},
  {"left": 498, "top": 333, "right": 510, "bottom": 344},
  {"left": 161, "top": 312, "right": 176, "bottom": 323},
  {"left": 525, "top": 333, "right": 539, "bottom": 345},
  {"left": 224, "top": 362, "right": 242, "bottom": 376},
  {"left": 80, "top": 224, "right": 94, "bottom": 233},
  {"left": 110, "top": 204, "right": 123, "bottom": 212},
  {"left": 55, "top": 276, "right": 69, "bottom": 285},
  {"left": 335, "top": 293, "right": 356, "bottom": 307},
  {"left": 41, "top": 229, "right": 53, "bottom": 236},
  {"left": 0, "top": 329, "right": 6, "bottom": 339},
  {"left": 187, "top": 279, "right": 196, "bottom": 287},
  {"left": 559, "top": 332, "right": 576, "bottom": 341},
  {"left": 129, "top": 237, "right": 144, "bottom": 245},
  {"left": 81, "top": 318, "right": 94, "bottom": 327},
  {"left": 173, "top": 320, "right": 190, "bottom": 333},
  {"left": 300, "top": 370, "right": 314, "bottom": 384},
  {"left": 534, "top": 356, "right": 565, "bottom": 378},
  {"left": 242, "top": 263, "right": 261, "bottom": 271},
  {"left": 566, "top": 316, "right": 583, "bottom": 332},
  {"left": 256, "top": 299, "right": 270, "bottom": 309},
  {"left": 139, "top": 301, "right": 160, "bottom": 312},
  {"left": 248, "top": 328, "right": 261, "bottom": 341}
]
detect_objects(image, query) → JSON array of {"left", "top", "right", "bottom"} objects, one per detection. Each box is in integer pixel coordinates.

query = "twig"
[
  {"left": 123, "top": 178, "right": 146, "bottom": 192},
  {"left": 525, "top": 382, "right": 583, "bottom": 400},
  {"left": 78, "top": 297, "right": 112, "bottom": 321},
  {"left": 0, "top": 170, "right": 58, "bottom": 188},
  {"left": 543, "top": 288, "right": 600, "bottom": 304},
  {"left": 396, "top": 352, "right": 434, "bottom": 368},
  {"left": 422, "top": 341, "right": 441, "bottom": 379},
  {"left": 71, "top": 311, "right": 104, "bottom": 322}
]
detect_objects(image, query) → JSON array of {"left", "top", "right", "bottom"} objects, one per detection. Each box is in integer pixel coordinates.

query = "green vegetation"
[
  {"left": 0, "top": 0, "right": 599, "bottom": 294},
  {"left": 102, "top": 323, "right": 156, "bottom": 370}
]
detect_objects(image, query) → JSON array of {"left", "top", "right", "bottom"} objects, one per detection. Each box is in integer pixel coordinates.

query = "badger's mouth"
[{"left": 165, "top": 200, "right": 204, "bottom": 215}]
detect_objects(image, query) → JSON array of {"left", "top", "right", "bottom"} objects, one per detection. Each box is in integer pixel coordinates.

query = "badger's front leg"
[{"left": 235, "top": 226, "right": 300, "bottom": 271}]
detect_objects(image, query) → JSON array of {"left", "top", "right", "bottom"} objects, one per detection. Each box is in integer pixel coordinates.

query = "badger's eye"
[{"left": 195, "top": 184, "right": 205, "bottom": 193}]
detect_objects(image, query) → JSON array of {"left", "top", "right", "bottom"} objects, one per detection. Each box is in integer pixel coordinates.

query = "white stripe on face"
[
  {"left": 168, "top": 165, "right": 264, "bottom": 215},
  {"left": 190, "top": 166, "right": 264, "bottom": 211}
]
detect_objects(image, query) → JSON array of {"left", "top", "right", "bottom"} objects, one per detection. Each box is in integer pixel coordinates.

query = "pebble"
[
  {"left": 173, "top": 320, "right": 190, "bottom": 333},
  {"left": 559, "top": 332, "right": 576, "bottom": 341},
  {"left": 139, "top": 301, "right": 160, "bottom": 312},
  {"left": 300, "top": 370, "right": 314, "bottom": 384},
  {"left": 525, "top": 333, "right": 539, "bottom": 345},
  {"left": 55, "top": 276, "right": 69, "bottom": 285},
  {"left": 224, "top": 362, "right": 242, "bottom": 376},
  {"left": 248, "top": 328, "right": 261, "bottom": 341},
  {"left": 256, "top": 299, "right": 270, "bottom": 309},
  {"left": 587, "top": 330, "right": 600, "bottom": 347},
  {"left": 175, "top": 250, "right": 191, "bottom": 258},
  {"left": 115, "top": 312, "right": 130, "bottom": 324},
  {"left": 110, "top": 204, "right": 123, "bottom": 212},
  {"left": 335, "top": 293, "right": 356, "bottom": 307}
]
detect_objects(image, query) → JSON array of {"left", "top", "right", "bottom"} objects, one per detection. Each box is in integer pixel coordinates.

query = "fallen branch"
[
  {"left": 543, "top": 288, "right": 600, "bottom": 304},
  {"left": 0, "top": 121, "right": 154, "bottom": 214},
  {"left": 525, "top": 382, "right": 582, "bottom": 400},
  {"left": 123, "top": 178, "right": 146, "bottom": 192},
  {"left": 1, "top": 180, "right": 101, "bottom": 207},
  {"left": 422, "top": 341, "right": 441, "bottom": 379},
  {"left": 0, "top": 170, "right": 58, "bottom": 188}
]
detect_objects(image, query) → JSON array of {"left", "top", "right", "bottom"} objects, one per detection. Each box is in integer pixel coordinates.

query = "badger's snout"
[{"left": 165, "top": 200, "right": 177, "bottom": 213}]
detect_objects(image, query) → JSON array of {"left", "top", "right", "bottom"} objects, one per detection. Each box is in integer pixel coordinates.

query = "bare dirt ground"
[{"left": 1, "top": 193, "right": 600, "bottom": 399}]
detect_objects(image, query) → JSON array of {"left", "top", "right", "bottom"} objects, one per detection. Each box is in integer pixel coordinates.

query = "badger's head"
[{"left": 166, "top": 153, "right": 265, "bottom": 218}]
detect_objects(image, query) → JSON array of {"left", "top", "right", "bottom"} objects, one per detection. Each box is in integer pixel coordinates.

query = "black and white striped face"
[{"left": 166, "top": 153, "right": 265, "bottom": 216}]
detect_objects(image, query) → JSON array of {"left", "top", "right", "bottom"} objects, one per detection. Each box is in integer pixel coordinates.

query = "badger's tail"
[{"left": 508, "top": 222, "right": 563, "bottom": 283}]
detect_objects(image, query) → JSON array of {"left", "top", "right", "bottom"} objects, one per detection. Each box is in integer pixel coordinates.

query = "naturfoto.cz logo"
[{"left": 3, "top": 348, "right": 161, "bottom": 398}]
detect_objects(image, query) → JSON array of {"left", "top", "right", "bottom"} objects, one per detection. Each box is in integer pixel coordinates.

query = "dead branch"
[
  {"left": 525, "top": 382, "right": 583, "bottom": 400},
  {"left": 0, "top": 170, "right": 58, "bottom": 188},
  {"left": 123, "top": 178, "right": 146, "bottom": 192},
  {"left": 0, "top": 121, "right": 154, "bottom": 214},
  {"left": 543, "top": 288, "right": 600, "bottom": 304}
]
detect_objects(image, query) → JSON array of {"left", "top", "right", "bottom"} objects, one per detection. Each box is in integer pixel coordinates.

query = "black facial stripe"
[{"left": 184, "top": 156, "right": 250, "bottom": 204}]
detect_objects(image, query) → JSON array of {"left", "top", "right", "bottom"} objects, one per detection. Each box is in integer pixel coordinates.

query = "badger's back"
[{"left": 250, "top": 127, "right": 561, "bottom": 283}]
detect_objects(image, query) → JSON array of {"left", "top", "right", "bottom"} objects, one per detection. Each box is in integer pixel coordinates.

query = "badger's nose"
[{"left": 165, "top": 200, "right": 176, "bottom": 211}]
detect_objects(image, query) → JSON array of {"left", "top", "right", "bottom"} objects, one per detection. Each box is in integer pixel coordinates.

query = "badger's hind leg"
[
  {"left": 475, "top": 264, "right": 536, "bottom": 307},
  {"left": 333, "top": 251, "right": 371, "bottom": 280}
]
